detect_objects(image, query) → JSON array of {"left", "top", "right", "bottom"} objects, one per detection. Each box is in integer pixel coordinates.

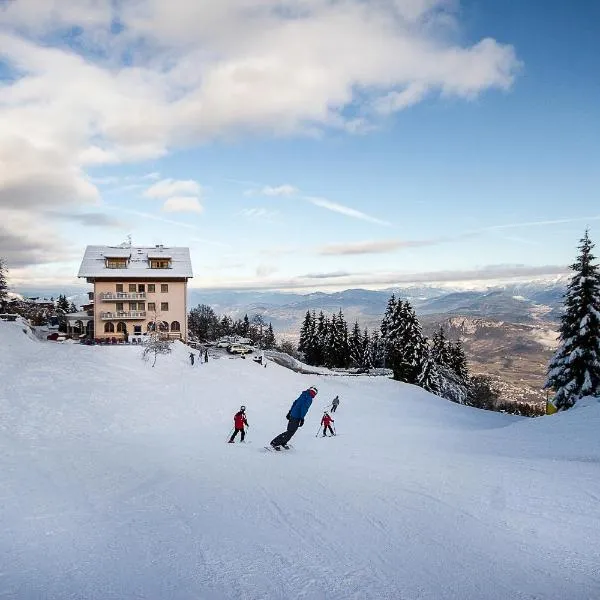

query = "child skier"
[
  {"left": 321, "top": 411, "right": 335, "bottom": 437},
  {"left": 270, "top": 386, "right": 317, "bottom": 450},
  {"left": 228, "top": 406, "right": 249, "bottom": 443}
]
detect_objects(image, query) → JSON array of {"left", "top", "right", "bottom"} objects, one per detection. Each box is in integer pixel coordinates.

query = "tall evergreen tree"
[
  {"left": 431, "top": 326, "right": 452, "bottom": 368},
  {"left": 369, "top": 331, "right": 385, "bottom": 368},
  {"left": 56, "top": 294, "right": 70, "bottom": 313},
  {"left": 448, "top": 340, "right": 469, "bottom": 383},
  {"left": 263, "top": 323, "right": 276, "bottom": 349},
  {"left": 349, "top": 321, "right": 363, "bottom": 367},
  {"left": 240, "top": 314, "right": 251, "bottom": 337},
  {"left": 220, "top": 315, "right": 233, "bottom": 337},
  {"left": 315, "top": 312, "right": 327, "bottom": 366},
  {"left": 298, "top": 311, "right": 315, "bottom": 363},
  {"left": 545, "top": 230, "right": 600, "bottom": 409}
]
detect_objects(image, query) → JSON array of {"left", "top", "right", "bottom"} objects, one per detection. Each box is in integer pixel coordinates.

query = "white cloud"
[
  {"left": 260, "top": 185, "right": 299, "bottom": 197},
  {"left": 319, "top": 238, "right": 435, "bottom": 255},
  {"left": 162, "top": 196, "right": 204, "bottom": 213},
  {"left": 143, "top": 178, "right": 202, "bottom": 198},
  {"left": 238, "top": 208, "right": 279, "bottom": 221},
  {"left": 0, "top": 0, "right": 520, "bottom": 273}
]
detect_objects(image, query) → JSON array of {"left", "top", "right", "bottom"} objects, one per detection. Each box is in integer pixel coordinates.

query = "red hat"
[{"left": 308, "top": 386, "right": 318, "bottom": 397}]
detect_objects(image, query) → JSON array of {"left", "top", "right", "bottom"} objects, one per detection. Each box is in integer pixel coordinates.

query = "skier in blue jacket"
[{"left": 270, "top": 386, "right": 318, "bottom": 450}]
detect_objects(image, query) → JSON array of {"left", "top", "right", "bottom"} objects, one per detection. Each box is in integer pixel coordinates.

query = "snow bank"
[{"left": 1, "top": 320, "right": 599, "bottom": 600}]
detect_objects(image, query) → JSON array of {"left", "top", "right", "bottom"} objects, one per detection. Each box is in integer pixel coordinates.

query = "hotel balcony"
[
  {"left": 99, "top": 292, "right": 147, "bottom": 301},
  {"left": 100, "top": 311, "right": 147, "bottom": 320}
]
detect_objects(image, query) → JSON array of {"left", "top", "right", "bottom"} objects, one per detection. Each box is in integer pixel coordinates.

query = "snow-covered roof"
[
  {"left": 103, "top": 249, "right": 132, "bottom": 258},
  {"left": 78, "top": 246, "right": 193, "bottom": 279}
]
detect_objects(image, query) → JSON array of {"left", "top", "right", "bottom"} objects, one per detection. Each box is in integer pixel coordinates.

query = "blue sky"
[{"left": 1, "top": 0, "right": 598, "bottom": 291}]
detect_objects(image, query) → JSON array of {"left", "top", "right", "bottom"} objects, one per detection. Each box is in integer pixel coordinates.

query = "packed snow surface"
[{"left": 1, "top": 320, "right": 599, "bottom": 599}]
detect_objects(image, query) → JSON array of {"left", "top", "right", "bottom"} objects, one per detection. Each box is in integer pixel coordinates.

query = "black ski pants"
[
  {"left": 229, "top": 428, "right": 245, "bottom": 442},
  {"left": 271, "top": 417, "right": 301, "bottom": 447},
  {"left": 331, "top": 405, "right": 337, "bottom": 413},
  {"left": 322, "top": 424, "right": 334, "bottom": 436}
]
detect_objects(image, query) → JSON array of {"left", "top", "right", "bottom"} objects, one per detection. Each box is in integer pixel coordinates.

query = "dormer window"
[
  {"left": 150, "top": 259, "right": 171, "bottom": 269},
  {"left": 106, "top": 258, "right": 128, "bottom": 269}
]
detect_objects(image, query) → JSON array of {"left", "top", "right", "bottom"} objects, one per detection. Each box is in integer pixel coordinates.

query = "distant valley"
[{"left": 21, "top": 277, "right": 565, "bottom": 406}]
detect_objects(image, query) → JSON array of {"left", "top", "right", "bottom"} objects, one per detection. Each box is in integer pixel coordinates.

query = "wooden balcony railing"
[
  {"left": 100, "top": 311, "right": 147, "bottom": 320},
  {"left": 99, "top": 292, "right": 146, "bottom": 301}
]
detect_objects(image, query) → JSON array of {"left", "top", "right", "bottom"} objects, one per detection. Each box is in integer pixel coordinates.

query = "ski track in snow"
[{"left": 1, "top": 320, "right": 600, "bottom": 599}]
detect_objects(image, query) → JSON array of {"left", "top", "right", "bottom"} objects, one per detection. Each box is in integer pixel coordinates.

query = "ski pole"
[
  {"left": 315, "top": 424, "right": 322, "bottom": 437},
  {"left": 332, "top": 425, "right": 337, "bottom": 436},
  {"left": 226, "top": 427, "right": 234, "bottom": 442}
]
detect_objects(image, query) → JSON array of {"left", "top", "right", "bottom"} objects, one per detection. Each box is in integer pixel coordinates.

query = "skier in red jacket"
[
  {"left": 321, "top": 411, "right": 335, "bottom": 437},
  {"left": 228, "top": 406, "right": 249, "bottom": 443}
]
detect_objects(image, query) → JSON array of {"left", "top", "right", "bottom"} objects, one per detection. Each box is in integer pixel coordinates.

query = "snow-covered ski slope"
[{"left": 1, "top": 320, "right": 599, "bottom": 600}]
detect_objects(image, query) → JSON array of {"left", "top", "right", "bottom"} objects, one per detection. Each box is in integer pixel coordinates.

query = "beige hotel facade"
[{"left": 78, "top": 245, "right": 193, "bottom": 342}]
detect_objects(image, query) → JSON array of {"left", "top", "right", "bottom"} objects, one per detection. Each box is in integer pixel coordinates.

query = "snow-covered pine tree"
[
  {"left": 68, "top": 302, "right": 78, "bottom": 313},
  {"left": 315, "top": 311, "right": 327, "bottom": 366},
  {"left": 417, "top": 353, "right": 441, "bottom": 395},
  {"left": 298, "top": 310, "right": 314, "bottom": 362},
  {"left": 362, "top": 327, "right": 371, "bottom": 369},
  {"left": 431, "top": 326, "right": 451, "bottom": 368},
  {"left": 449, "top": 340, "right": 469, "bottom": 383},
  {"left": 56, "top": 294, "right": 70, "bottom": 313},
  {"left": 369, "top": 330, "right": 385, "bottom": 368},
  {"left": 336, "top": 309, "right": 350, "bottom": 368},
  {"left": 349, "top": 320, "right": 363, "bottom": 367},
  {"left": 324, "top": 313, "right": 337, "bottom": 368},
  {"left": 545, "top": 230, "right": 600, "bottom": 409},
  {"left": 380, "top": 294, "right": 396, "bottom": 343},
  {"left": 240, "top": 314, "right": 250, "bottom": 337}
]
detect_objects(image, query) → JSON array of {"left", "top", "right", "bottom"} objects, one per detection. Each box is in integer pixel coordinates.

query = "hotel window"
[
  {"left": 148, "top": 284, "right": 155, "bottom": 293},
  {"left": 116, "top": 303, "right": 124, "bottom": 311},
  {"left": 161, "top": 302, "right": 169, "bottom": 312},
  {"left": 150, "top": 259, "right": 171, "bottom": 269},
  {"left": 148, "top": 302, "right": 156, "bottom": 312},
  {"left": 116, "top": 284, "right": 123, "bottom": 293},
  {"left": 138, "top": 284, "right": 145, "bottom": 293},
  {"left": 161, "top": 284, "right": 168, "bottom": 293}
]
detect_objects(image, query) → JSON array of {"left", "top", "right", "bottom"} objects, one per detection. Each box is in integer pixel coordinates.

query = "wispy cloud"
[
  {"left": 238, "top": 207, "right": 280, "bottom": 221},
  {"left": 46, "top": 211, "right": 124, "bottom": 228},
  {"left": 144, "top": 178, "right": 202, "bottom": 199},
  {"left": 479, "top": 215, "right": 600, "bottom": 232},
  {"left": 247, "top": 184, "right": 298, "bottom": 197},
  {"left": 318, "top": 239, "right": 435, "bottom": 255},
  {"left": 104, "top": 204, "right": 203, "bottom": 231},
  {"left": 304, "top": 197, "right": 391, "bottom": 226},
  {"left": 162, "top": 196, "right": 203, "bottom": 214},
  {"left": 301, "top": 271, "right": 353, "bottom": 279}
]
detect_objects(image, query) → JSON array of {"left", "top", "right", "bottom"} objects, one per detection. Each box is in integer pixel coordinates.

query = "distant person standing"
[
  {"left": 321, "top": 412, "right": 335, "bottom": 437},
  {"left": 270, "top": 387, "right": 317, "bottom": 450},
  {"left": 189, "top": 352, "right": 195, "bottom": 366},
  {"left": 204, "top": 349, "right": 209, "bottom": 363},
  {"left": 331, "top": 396, "right": 340, "bottom": 413},
  {"left": 228, "top": 406, "right": 249, "bottom": 443}
]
